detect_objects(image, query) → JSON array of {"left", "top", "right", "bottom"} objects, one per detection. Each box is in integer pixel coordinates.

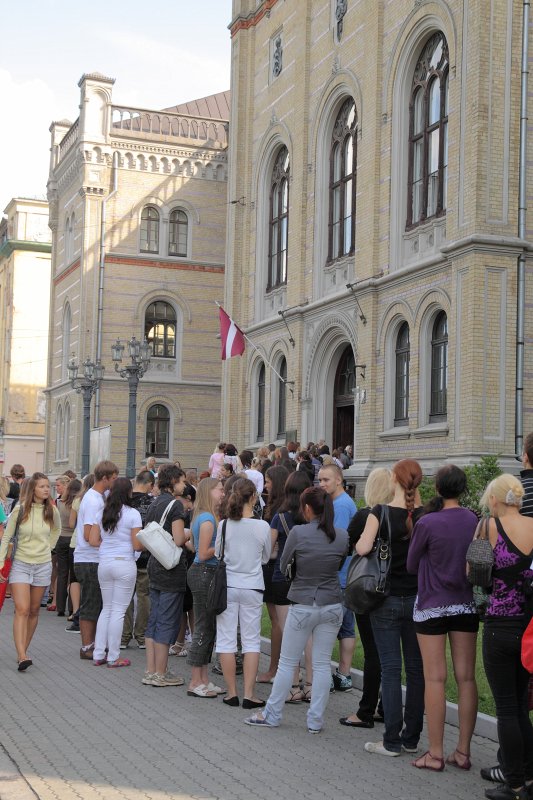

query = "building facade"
[
  {"left": 45, "top": 74, "right": 228, "bottom": 476},
  {"left": 223, "top": 0, "right": 533, "bottom": 477},
  {"left": 0, "top": 198, "right": 51, "bottom": 474}
]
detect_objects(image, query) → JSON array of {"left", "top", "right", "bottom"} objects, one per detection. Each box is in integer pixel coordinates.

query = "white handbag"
[{"left": 136, "top": 499, "right": 183, "bottom": 570}]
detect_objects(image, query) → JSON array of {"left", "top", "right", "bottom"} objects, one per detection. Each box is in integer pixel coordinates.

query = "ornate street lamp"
[
  {"left": 112, "top": 336, "right": 151, "bottom": 478},
  {"left": 68, "top": 356, "right": 105, "bottom": 476}
]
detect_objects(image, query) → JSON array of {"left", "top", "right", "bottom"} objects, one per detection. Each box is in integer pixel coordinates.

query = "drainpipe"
[
  {"left": 94, "top": 151, "right": 118, "bottom": 427},
  {"left": 516, "top": 0, "right": 530, "bottom": 457}
]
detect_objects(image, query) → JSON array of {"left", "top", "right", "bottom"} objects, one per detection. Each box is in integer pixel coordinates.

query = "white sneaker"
[
  {"left": 151, "top": 670, "right": 184, "bottom": 687},
  {"left": 364, "top": 741, "right": 401, "bottom": 757}
]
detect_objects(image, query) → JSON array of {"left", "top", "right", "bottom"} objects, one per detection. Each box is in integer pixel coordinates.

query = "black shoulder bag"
[
  {"left": 344, "top": 505, "right": 392, "bottom": 614},
  {"left": 206, "top": 520, "right": 228, "bottom": 615}
]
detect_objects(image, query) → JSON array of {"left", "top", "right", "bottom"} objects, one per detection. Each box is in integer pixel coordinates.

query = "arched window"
[
  {"left": 430, "top": 311, "right": 448, "bottom": 422},
  {"left": 268, "top": 147, "right": 290, "bottom": 291},
  {"left": 145, "top": 404, "right": 170, "bottom": 457},
  {"left": 62, "top": 303, "right": 72, "bottom": 379},
  {"left": 145, "top": 301, "right": 176, "bottom": 358},
  {"left": 407, "top": 32, "right": 449, "bottom": 228},
  {"left": 140, "top": 206, "right": 160, "bottom": 253},
  {"left": 394, "top": 323, "right": 410, "bottom": 426},
  {"left": 328, "top": 98, "right": 357, "bottom": 262},
  {"left": 277, "top": 357, "right": 287, "bottom": 437},
  {"left": 63, "top": 403, "right": 71, "bottom": 459},
  {"left": 64, "top": 215, "right": 71, "bottom": 265},
  {"left": 56, "top": 405, "right": 63, "bottom": 460},
  {"left": 168, "top": 209, "right": 188, "bottom": 257},
  {"left": 257, "top": 363, "right": 266, "bottom": 440}
]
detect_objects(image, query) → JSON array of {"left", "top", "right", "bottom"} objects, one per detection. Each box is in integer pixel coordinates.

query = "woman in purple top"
[
  {"left": 407, "top": 465, "right": 479, "bottom": 772},
  {"left": 480, "top": 474, "right": 533, "bottom": 800}
]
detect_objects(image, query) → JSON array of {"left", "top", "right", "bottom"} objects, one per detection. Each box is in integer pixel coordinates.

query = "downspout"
[
  {"left": 94, "top": 151, "right": 118, "bottom": 426},
  {"left": 516, "top": 0, "right": 530, "bottom": 457}
]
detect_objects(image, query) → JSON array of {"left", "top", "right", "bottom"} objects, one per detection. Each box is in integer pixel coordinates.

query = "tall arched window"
[
  {"left": 62, "top": 303, "right": 72, "bottom": 379},
  {"left": 146, "top": 404, "right": 170, "bottom": 457},
  {"left": 145, "top": 301, "right": 176, "bottom": 358},
  {"left": 257, "top": 363, "right": 266, "bottom": 441},
  {"left": 407, "top": 32, "right": 449, "bottom": 227},
  {"left": 168, "top": 209, "right": 188, "bottom": 256},
  {"left": 277, "top": 357, "right": 287, "bottom": 437},
  {"left": 394, "top": 323, "right": 410, "bottom": 426},
  {"left": 328, "top": 98, "right": 357, "bottom": 262},
  {"left": 63, "top": 403, "right": 71, "bottom": 460},
  {"left": 140, "top": 206, "right": 160, "bottom": 253},
  {"left": 430, "top": 311, "right": 448, "bottom": 422},
  {"left": 268, "top": 147, "right": 290, "bottom": 290},
  {"left": 56, "top": 405, "right": 63, "bottom": 460}
]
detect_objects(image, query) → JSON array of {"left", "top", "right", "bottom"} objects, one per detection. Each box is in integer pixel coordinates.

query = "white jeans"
[
  {"left": 215, "top": 587, "right": 263, "bottom": 653},
  {"left": 94, "top": 559, "right": 136, "bottom": 662},
  {"left": 263, "top": 602, "right": 343, "bottom": 731}
]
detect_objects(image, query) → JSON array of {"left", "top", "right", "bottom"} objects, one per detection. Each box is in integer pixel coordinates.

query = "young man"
[
  {"left": 318, "top": 463, "right": 357, "bottom": 690},
  {"left": 73, "top": 460, "right": 118, "bottom": 659},
  {"left": 7, "top": 464, "right": 26, "bottom": 509}
]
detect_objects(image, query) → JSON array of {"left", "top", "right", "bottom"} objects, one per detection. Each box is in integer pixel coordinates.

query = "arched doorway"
[{"left": 333, "top": 345, "right": 355, "bottom": 451}]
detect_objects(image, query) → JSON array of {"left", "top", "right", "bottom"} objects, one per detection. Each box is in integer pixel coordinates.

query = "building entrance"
[{"left": 333, "top": 345, "right": 355, "bottom": 451}]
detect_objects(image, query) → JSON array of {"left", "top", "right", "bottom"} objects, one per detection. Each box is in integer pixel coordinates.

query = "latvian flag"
[{"left": 219, "top": 306, "right": 246, "bottom": 360}]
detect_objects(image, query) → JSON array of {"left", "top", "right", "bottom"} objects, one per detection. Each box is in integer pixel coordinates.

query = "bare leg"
[
  {"left": 26, "top": 586, "right": 46, "bottom": 649},
  {"left": 145, "top": 638, "right": 155, "bottom": 673},
  {"left": 449, "top": 630, "right": 478, "bottom": 763},
  {"left": 154, "top": 641, "right": 170, "bottom": 675},
  {"left": 79, "top": 619, "right": 96, "bottom": 648},
  {"left": 11, "top": 583, "right": 31, "bottom": 661},
  {"left": 414, "top": 633, "right": 447, "bottom": 766},
  {"left": 69, "top": 581, "right": 80, "bottom": 614},
  {"left": 220, "top": 652, "right": 237, "bottom": 698},
  {"left": 339, "top": 636, "right": 356, "bottom": 676}
]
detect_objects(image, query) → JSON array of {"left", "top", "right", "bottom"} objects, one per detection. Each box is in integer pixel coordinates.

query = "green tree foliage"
[{"left": 418, "top": 456, "right": 503, "bottom": 515}]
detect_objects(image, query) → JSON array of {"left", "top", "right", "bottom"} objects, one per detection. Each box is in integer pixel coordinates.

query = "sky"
[{"left": 0, "top": 0, "right": 233, "bottom": 213}]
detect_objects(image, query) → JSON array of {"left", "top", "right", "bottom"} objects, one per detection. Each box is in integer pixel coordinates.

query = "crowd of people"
[{"left": 0, "top": 437, "right": 532, "bottom": 800}]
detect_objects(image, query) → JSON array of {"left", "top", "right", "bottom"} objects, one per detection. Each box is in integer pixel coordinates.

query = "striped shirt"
[{"left": 520, "top": 469, "right": 533, "bottom": 518}]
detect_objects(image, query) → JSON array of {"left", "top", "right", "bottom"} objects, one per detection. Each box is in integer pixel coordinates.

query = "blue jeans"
[
  {"left": 263, "top": 602, "right": 343, "bottom": 731},
  {"left": 370, "top": 595, "right": 424, "bottom": 753}
]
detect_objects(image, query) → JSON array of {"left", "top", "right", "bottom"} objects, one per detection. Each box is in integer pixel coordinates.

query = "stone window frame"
[
  {"left": 144, "top": 300, "right": 177, "bottom": 360},
  {"left": 328, "top": 97, "right": 358, "bottom": 264},
  {"left": 257, "top": 362, "right": 266, "bottom": 442},
  {"left": 61, "top": 302, "right": 72, "bottom": 381},
  {"left": 429, "top": 309, "right": 448, "bottom": 423},
  {"left": 267, "top": 146, "right": 290, "bottom": 292},
  {"left": 145, "top": 402, "right": 172, "bottom": 459},
  {"left": 140, "top": 205, "right": 160, "bottom": 254},
  {"left": 63, "top": 401, "right": 71, "bottom": 461},
  {"left": 394, "top": 322, "right": 410, "bottom": 426},
  {"left": 417, "top": 304, "right": 449, "bottom": 430},
  {"left": 55, "top": 403, "right": 64, "bottom": 460},
  {"left": 168, "top": 208, "right": 189, "bottom": 258},
  {"left": 274, "top": 355, "right": 288, "bottom": 439}
]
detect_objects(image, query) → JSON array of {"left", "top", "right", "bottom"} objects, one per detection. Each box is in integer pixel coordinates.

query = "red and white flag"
[{"left": 219, "top": 306, "right": 246, "bottom": 360}]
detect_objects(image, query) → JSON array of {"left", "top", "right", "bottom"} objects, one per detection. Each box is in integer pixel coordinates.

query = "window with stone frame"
[
  {"left": 407, "top": 32, "right": 449, "bottom": 228},
  {"left": 328, "top": 98, "right": 357, "bottom": 263},
  {"left": 267, "top": 147, "right": 290, "bottom": 291},
  {"left": 277, "top": 357, "right": 287, "bottom": 437},
  {"left": 145, "top": 301, "right": 176, "bottom": 359},
  {"left": 429, "top": 310, "right": 448, "bottom": 422},
  {"left": 394, "top": 322, "right": 410, "bottom": 426},
  {"left": 168, "top": 208, "right": 188, "bottom": 257},
  {"left": 145, "top": 404, "right": 170, "bottom": 457},
  {"left": 257, "top": 362, "right": 266, "bottom": 440},
  {"left": 140, "top": 205, "right": 160, "bottom": 253}
]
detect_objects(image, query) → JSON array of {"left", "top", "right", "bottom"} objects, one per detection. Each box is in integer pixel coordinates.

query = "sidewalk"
[{"left": 0, "top": 601, "right": 498, "bottom": 800}]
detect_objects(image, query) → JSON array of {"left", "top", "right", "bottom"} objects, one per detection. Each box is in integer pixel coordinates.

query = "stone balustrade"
[{"left": 111, "top": 106, "right": 228, "bottom": 147}]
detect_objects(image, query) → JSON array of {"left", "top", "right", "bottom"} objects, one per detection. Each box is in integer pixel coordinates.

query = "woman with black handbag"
[{"left": 355, "top": 459, "right": 424, "bottom": 757}]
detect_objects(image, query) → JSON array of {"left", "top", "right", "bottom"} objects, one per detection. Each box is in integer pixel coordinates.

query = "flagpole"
[{"left": 215, "top": 301, "right": 289, "bottom": 384}]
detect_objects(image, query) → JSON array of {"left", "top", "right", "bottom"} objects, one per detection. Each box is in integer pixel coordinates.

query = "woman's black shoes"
[
  {"left": 223, "top": 695, "right": 240, "bottom": 707},
  {"left": 242, "top": 698, "right": 266, "bottom": 709},
  {"left": 339, "top": 716, "right": 373, "bottom": 728}
]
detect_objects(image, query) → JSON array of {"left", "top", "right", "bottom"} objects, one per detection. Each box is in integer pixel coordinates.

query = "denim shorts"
[
  {"left": 9, "top": 559, "right": 52, "bottom": 587},
  {"left": 145, "top": 589, "right": 184, "bottom": 645},
  {"left": 337, "top": 603, "right": 356, "bottom": 639}
]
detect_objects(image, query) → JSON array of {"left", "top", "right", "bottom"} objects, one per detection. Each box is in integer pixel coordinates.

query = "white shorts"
[
  {"left": 216, "top": 586, "right": 263, "bottom": 654},
  {"left": 9, "top": 559, "right": 52, "bottom": 587}
]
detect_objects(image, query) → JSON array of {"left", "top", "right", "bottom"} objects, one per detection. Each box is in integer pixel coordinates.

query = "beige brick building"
[
  {"left": 0, "top": 198, "right": 51, "bottom": 474},
  {"left": 45, "top": 73, "right": 228, "bottom": 475},
  {"left": 223, "top": 0, "right": 533, "bottom": 477}
]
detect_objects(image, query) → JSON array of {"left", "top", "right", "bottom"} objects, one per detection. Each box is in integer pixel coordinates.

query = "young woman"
[
  {"left": 0, "top": 472, "right": 61, "bottom": 670},
  {"left": 215, "top": 478, "right": 271, "bottom": 707},
  {"left": 186, "top": 477, "right": 225, "bottom": 697},
  {"left": 256, "top": 465, "right": 289, "bottom": 683},
  {"left": 55, "top": 476, "right": 81, "bottom": 618},
  {"left": 356, "top": 458, "right": 425, "bottom": 757},
  {"left": 89, "top": 478, "right": 143, "bottom": 668},
  {"left": 406, "top": 465, "right": 479, "bottom": 771},
  {"left": 66, "top": 474, "right": 94, "bottom": 632},
  {"left": 340, "top": 467, "right": 393, "bottom": 728},
  {"left": 245, "top": 486, "right": 348, "bottom": 732},
  {"left": 480, "top": 474, "right": 533, "bottom": 800},
  {"left": 208, "top": 443, "right": 226, "bottom": 479}
]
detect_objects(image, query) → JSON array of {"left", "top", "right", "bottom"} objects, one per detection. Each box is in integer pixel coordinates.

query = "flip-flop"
[
  {"left": 107, "top": 658, "right": 131, "bottom": 668},
  {"left": 17, "top": 659, "right": 32, "bottom": 672}
]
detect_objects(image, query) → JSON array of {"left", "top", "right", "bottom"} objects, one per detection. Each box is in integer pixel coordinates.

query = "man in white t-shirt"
[{"left": 74, "top": 460, "right": 118, "bottom": 658}]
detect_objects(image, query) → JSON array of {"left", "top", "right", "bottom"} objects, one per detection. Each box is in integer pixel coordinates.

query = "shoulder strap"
[
  {"left": 159, "top": 498, "right": 176, "bottom": 528},
  {"left": 378, "top": 504, "right": 391, "bottom": 546},
  {"left": 473, "top": 516, "right": 490, "bottom": 541},
  {"left": 279, "top": 513, "right": 291, "bottom": 537},
  {"left": 219, "top": 519, "right": 227, "bottom": 561}
]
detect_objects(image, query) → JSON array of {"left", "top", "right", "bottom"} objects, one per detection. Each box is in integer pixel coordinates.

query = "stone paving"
[{"left": 0, "top": 602, "right": 498, "bottom": 800}]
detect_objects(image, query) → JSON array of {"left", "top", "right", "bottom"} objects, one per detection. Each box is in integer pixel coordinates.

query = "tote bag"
[
  {"left": 206, "top": 520, "right": 227, "bottom": 615},
  {"left": 136, "top": 499, "right": 183, "bottom": 570},
  {"left": 466, "top": 517, "right": 494, "bottom": 588},
  {"left": 345, "top": 505, "right": 391, "bottom": 615}
]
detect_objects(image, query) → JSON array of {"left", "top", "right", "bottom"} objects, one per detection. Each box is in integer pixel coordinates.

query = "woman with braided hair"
[{"left": 356, "top": 459, "right": 424, "bottom": 757}]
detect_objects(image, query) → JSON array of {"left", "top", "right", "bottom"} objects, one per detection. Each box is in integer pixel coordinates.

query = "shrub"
[{"left": 418, "top": 456, "right": 503, "bottom": 516}]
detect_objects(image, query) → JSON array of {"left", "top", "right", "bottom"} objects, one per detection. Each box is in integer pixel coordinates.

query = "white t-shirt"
[
  {"left": 97, "top": 506, "right": 142, "bottom": 560},
  {"left": 244, "top": 468, "right": 264, "bottom": 495},
  {"left": 215, "top": 518, "right": 271, "bottom": 590},
  {"left": 73, "top": 488, "right": 105, "bottom": 564}
]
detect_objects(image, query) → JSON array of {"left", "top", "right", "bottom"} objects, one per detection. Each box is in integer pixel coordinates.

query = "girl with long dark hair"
[
  {"left": 55, "top": 477, "right": 81, "bottom": 618},
  {"left": 245, "top": 486, "right": 348, "bottom": 732},
  {"left": 0, "top": 472, "right": 61, "bottom": 670},
  {"left": 88, "top": 477, "right": 142, "bottom": 667}
]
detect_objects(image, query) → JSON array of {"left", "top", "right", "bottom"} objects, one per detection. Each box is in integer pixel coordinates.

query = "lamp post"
[
  {"left": 68, "top": 357, "right": 105, "bottom": 476},
  {"left": 111, "top": 336, "right": 151, "bottom": 479}
]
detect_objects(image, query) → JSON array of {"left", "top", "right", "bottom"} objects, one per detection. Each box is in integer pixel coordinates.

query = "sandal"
[
  {"left": 446, "top": 750, "right": 471, "bottom": 771},
  {"left": 107, "top": 658, "right": 131, "bottom": 668},
  {"left": 285, "top": 684, "right": 304, "bottom": 704},
  {"left": 46, "top": 604, "right": 57, "bottom": 612},
  {"left": 169, "top": 642, "right": 188, "bottom": 657},
  {"left": 412, "top": 751, "right": 445, "bottom": 772},
  {"left": 302, "top": 682, "right": 312, "bottom": 703},
  {"left": 187, "top": 683, "right": 218, "bottom": 698}
]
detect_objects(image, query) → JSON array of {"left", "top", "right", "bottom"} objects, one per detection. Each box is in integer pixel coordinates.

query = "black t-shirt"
[
  {"left": 146, "top": 493, "right": 187, "bottom": 593},
  {"left": 370, "top": 504, "right": 423, "bottom": 597},
  {"left": 131, "top": 492, "right": 155, "bottom": 568},
  {"left": 7, "top": 481, "right": 20, "bottom": 501}
]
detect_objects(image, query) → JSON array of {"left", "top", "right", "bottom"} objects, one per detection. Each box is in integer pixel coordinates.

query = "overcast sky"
[{"left": 0, "top": 0, "right": 232, "bottom": 213}]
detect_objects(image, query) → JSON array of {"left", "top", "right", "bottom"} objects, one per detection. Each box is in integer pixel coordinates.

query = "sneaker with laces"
[
  {"left": 364, "top": 741, "right": 401, "bottom": 757},
  {"left": 485, "top": 785, "right": 530, "bottom": 800},
  {"left": 65, "top": 623, "right": 80, "bottom": 633},
  {"left": 332, "top": 669, "right": 352, "bottom": 691},
  {"left": 151, "top": 670, "right": 185, "bottom": 687},
  {"left": 481, "top": 767, "right": 506, "bottom": 784},
  {"left": 402, "top": 744, "right": 419, "bottom": 754},
  {"left": 142, "top": 671, "right": 155, "bottom": 685}
]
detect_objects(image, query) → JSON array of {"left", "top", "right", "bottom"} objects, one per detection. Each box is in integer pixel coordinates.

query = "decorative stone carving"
[
  {"left": 336, "top": 0, "right": 348, "bottom": 41},
  {"left": 272, "top": 36, "right": 283, "bottom": 78}
]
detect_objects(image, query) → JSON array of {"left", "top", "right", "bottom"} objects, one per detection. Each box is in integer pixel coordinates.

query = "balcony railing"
[
  {"left": 58, "top": 117, "right": 80, "bottom": 160},
  {"left": 111, "top": 106, "right": 228, "bottom": 147}
]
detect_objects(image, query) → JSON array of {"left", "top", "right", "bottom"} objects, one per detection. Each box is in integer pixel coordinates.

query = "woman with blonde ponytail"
[{"left": 356, "top": 459, "right": 424, "bottom": 757}]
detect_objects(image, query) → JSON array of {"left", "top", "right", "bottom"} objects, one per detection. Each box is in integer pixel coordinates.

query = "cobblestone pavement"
[{"left": 0, "top": 602, "right": 498, "bottom": 800}]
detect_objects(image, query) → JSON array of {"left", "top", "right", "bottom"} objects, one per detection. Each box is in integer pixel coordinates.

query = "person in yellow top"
[{"left": 0, "top": 472, "right": 61, "bottom": 671}]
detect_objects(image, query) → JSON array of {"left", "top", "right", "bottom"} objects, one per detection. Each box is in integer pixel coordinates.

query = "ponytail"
[
  {"left": 227, "top": 477, "right": 256, "bottom": 521},
  {"left": 299, "top": 486, "right": 336, "bottom": 542}
]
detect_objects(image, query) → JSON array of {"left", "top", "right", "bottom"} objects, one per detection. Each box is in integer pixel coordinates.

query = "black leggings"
[{"left": 483, "top": 619, "right": 533, "bottom": 787}]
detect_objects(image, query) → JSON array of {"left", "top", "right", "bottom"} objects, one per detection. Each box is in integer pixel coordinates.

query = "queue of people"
[{"left": 0, "top": 440, "right": 532, "bottom": 800}]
